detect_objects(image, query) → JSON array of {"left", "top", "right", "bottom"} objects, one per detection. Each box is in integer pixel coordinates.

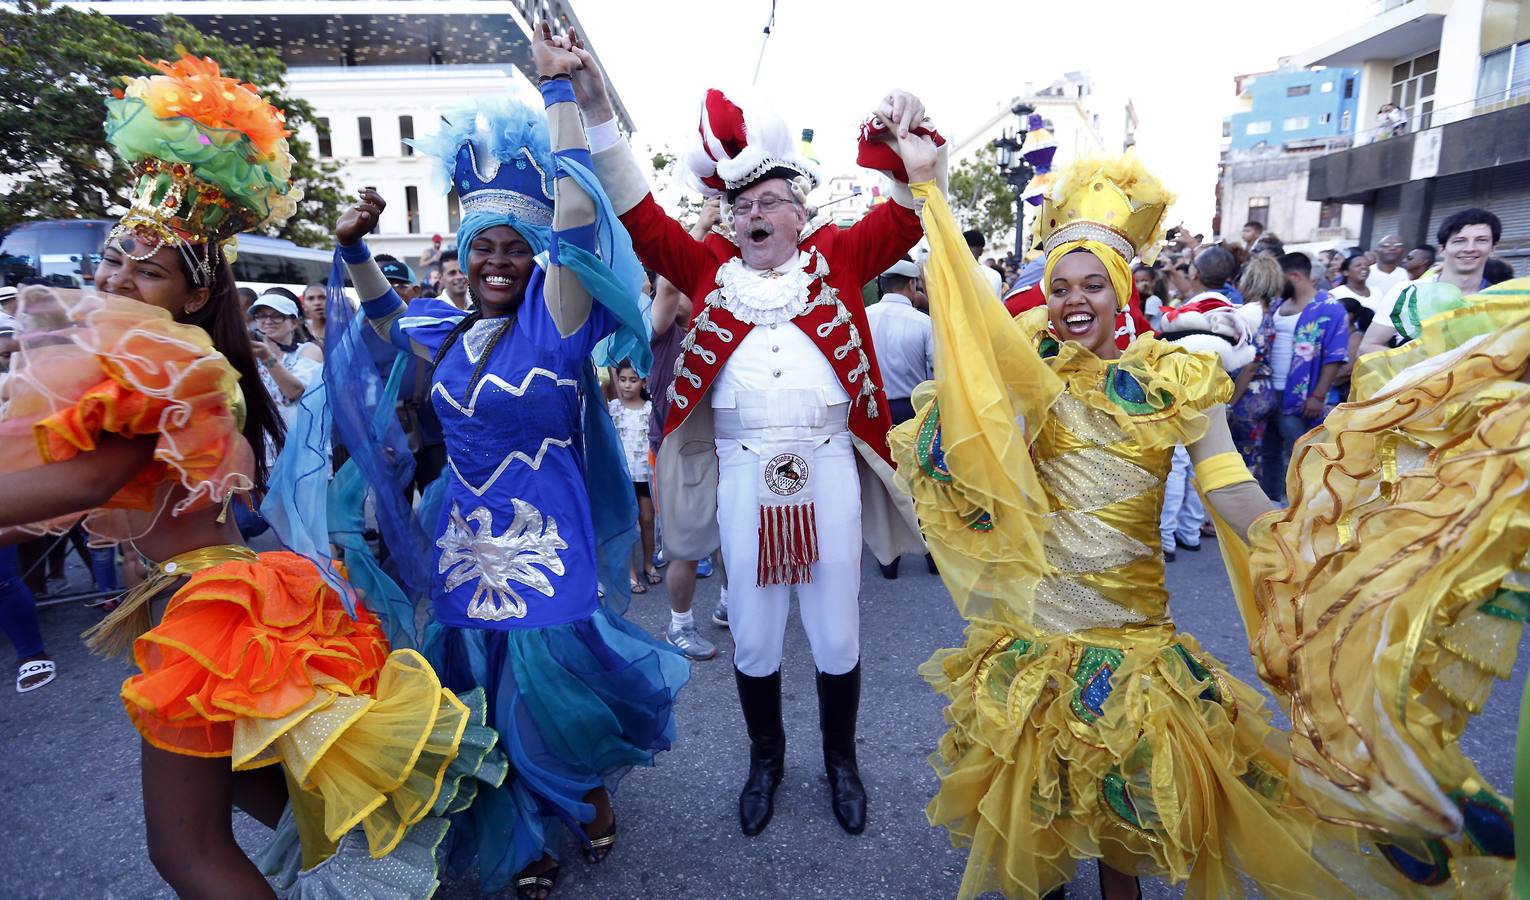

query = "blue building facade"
[{"left": 1225, "top": 68, "right": 1361, "bottom": 151}]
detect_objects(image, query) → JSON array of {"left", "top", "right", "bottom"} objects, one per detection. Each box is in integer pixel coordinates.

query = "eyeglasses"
[
  {"left": 252, "top": 312, "right": 290, "bottom": 323},
  {"left": 1377, "top": 242, "right": 1404, "bottom": 249},
  {"left": 732, "top": 196, "right": 794, "bottom": 216}
]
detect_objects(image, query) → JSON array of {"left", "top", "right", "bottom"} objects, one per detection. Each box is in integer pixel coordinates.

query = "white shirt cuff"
[{"left": 586, "top": 117, "right": 623, "bottom": 154}]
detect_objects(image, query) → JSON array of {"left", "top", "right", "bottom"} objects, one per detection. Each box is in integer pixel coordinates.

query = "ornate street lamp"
[{"left": 991, "top": 103, "right": 1036, "bottom": 260}]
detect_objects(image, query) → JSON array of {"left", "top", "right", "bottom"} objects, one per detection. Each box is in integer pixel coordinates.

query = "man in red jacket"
[{"left": 565, "top": 40, "right": 936, "bottom": 839}]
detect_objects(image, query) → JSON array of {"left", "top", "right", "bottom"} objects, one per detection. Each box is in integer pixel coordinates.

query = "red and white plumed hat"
[
  {"left": 684, "top": 88, "right": 821, "bottom": 200},
  {"left": 1158, "top": 294, "right": 1256, "bottom": 372}
]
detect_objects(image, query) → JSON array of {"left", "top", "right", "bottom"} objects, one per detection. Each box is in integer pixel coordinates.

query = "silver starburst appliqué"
[{"left": 436, "top": 500, "right": 567, "bottom": 621}]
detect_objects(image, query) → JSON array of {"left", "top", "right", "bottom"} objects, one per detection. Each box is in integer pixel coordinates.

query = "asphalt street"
[{"left": 1, "top": 541, "right": 1524, "bottom": 899}]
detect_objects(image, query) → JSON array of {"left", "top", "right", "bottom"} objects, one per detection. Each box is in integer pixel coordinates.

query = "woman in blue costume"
[{"left": 330, "top": 27, "right": 688, "bottom": 900}]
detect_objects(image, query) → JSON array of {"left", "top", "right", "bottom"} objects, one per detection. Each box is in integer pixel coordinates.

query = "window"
[
  {"left": 447, "top": 190, "right": 461, "bottom": 232},
  {"left": 1286, "top": 84, "right": 1311, "bottom": 97},
  {"left": 1245, "top": 120, "right": 1271, "bottom": 135},
  {"left": 1221, "top": 119, "right": 1231, "bottom": 138},
  {"left": 405, "top": 186, "right": 421, "bottom": 234},
  {"left": 1247, "top": 197, "right": 1270, "bottom": 227},
  {"left": 1390, "top": 49, "right": 1439, "bottom": 131},
  {"left": 231, "top": 252, "right": 288, "bottom": 286},
  {"left": 1318, "top": 112, "right": 1333, "bottom": 125},
  {"left": 1478, "top": 40, "right": 1530, "bottom": 103},
  {"left": 1320, "top": 81, "right": 1334, "bottom": 93},
  {"left": 399, "top": 115, "right": 414, "bottom": 156},
  {"left": 317, "top": 117, "right": 332, "bottom": 158},
  {"left": 1282, "top": 115, "right": 1310, "bottom": 131},
  {"left": 358, "top": 116, "right": 374, "bottom": 157},
  {"left": 1318, "top": 201, "right": 1343, "bottom": 229},
  {"left": 1344, "top": 78, "right": 1355, "bottom": 99},
  {"left": 1341, "top": 109, "right": 1352, "bottom": 131}
]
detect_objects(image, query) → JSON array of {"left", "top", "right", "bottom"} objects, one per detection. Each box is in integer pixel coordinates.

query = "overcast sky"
[{"left": 576, "top": 0, "right": 1369, "bottom": 237}]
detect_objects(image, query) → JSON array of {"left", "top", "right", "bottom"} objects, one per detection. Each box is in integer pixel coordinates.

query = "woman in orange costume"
[{"left": 0, "top": 57, "right": 497, "bottom": 898}]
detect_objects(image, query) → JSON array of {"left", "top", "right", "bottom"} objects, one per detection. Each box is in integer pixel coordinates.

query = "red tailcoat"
[{"left": 618, "top": 195, "right": 924, "bottom": 465}]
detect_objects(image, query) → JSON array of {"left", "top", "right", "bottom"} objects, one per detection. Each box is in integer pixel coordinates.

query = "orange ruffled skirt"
[
  {"left": 122, "top": 551, "right": 390, "bottom": 756},
  {"left": 120, "top": 551, "right": 497, "bottom": 865},
  {"left": 923, "top": 622, "right": 1373, "bottom": 899}
]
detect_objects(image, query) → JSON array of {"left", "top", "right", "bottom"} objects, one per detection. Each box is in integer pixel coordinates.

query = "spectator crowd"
[{"left": 1, "top": 175, "right": 1516, "bottom": 695}]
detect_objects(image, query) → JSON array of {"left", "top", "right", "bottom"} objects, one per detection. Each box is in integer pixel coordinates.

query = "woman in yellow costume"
[
  {"left": 888, "top": 148, "right": 1378, "bottom": 899},
  {"left": 1248, "top": 266, "right": 1530, "bottom": 896},
  {"left": 0, "top": 57, "right": 501, "bottom": 898}
]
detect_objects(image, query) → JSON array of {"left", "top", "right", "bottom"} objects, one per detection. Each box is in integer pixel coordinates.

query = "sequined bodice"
[{"left": 1030, "top": 391, "right": 1176, "bottom": 635}]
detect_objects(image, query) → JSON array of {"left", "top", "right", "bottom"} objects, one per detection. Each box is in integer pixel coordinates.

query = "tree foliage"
[
  {"left": 645, "top": 145, "right": 705, "bottom": 228},
  {"left": 947, "top": 145, "right": 1018, "bottom": 252},
  {"left": 0, "top": 1, "right": 344, "bottom": 247}
]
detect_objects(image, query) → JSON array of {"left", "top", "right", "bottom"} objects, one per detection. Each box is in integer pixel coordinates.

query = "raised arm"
[
  {"left": 835, "top": 99, "right": 946, "bottom": 285},
  {"left": 652, "top": 200, "right": 720, "bottom": 338},
  {"left": 335, "top": 189, "right": 421, "bottom": 357},
  {"left": 533, "top": 23, "right": 599, "bottom": 338},
  {"left": 565, "top": 32, "right": 717, "bottom": 290}
]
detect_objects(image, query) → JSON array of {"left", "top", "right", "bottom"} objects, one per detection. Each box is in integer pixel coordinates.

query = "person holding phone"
[{"left": 248, "top": 290, "right": 323, "bottom": 435}]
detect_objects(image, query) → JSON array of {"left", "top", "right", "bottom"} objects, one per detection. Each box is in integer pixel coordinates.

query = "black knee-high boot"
[
  {"left": 816, "top": 662, "right": 867, "bottom": 834},
  {"left": 734, "top": 667, "right": 785, "bottom": 836}
]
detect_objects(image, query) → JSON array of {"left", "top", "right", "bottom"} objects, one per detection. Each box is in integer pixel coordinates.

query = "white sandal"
[{"left": 16, "top": 658, "right": 56, "bottom": 693}]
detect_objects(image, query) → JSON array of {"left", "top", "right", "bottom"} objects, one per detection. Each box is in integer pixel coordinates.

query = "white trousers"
[
  {"left": 716, "top": 433, "right": 862, "bottom": 677},
  {"left": 1160, "top": 444, "right": 1206, "bottom": 552}
]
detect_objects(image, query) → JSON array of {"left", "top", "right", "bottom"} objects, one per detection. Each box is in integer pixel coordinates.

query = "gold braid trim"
[{"left": 83, "top": 545, "right": 259, "bottom": 659}]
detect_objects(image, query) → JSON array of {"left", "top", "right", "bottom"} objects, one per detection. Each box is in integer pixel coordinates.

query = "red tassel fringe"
[{"left": 756, "top": 502, "right": 819, "bottom": 586}]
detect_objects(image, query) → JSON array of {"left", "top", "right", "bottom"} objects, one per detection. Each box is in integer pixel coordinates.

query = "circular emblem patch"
[{"left": 764, "top": 452, "right": 810, "bottom": 497}]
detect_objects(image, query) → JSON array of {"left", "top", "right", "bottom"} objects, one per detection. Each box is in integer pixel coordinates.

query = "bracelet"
[{"left": 538, "top": 73, "right": 573, "bottom": 84}]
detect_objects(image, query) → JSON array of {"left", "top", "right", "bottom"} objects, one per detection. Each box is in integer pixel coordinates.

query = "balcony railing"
[{"left": 1318, "top": 90, "right": 1530, "bottom": 152}]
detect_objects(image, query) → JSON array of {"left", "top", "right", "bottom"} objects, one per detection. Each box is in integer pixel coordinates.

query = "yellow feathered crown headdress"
[{"left": 1032, "top": 152, "right": 1173, "bottom": 265}]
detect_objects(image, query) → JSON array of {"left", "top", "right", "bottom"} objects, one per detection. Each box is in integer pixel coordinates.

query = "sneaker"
[
  {"left": 667, "top": 622, "right": 717, "bottom": 660},
  {"left": 696, "top": 556, "right": 715, "bottom": 578},
  {"left": 652, "top": 548, "right": 668, "bottom": 569},
  {"left": 1163, "top": 548, "right": 1177, "bottom": 563},
  {"left": 1176, "top": 536, "right": 1202, "bottom": 552},
  {"left": 712, "top": 589, "right": 729, "bottom": 628}
]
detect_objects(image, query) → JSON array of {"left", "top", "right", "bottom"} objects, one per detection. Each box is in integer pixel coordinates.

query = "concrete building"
[
  {"left": 68, "top": 0, "right": 637, "bottom": 267},
  {"left": 949, "top": 73, "right": 1126, "bottom": 257},
  {"left": 1223, "top": 66, "right": 1361, "bottom": 152},
  {"left": 1216, "top": 64, "right": 1365, "bottom": 252},
  {"left": 1292, "top": 0, "right": 1530, "bottom": 269}
]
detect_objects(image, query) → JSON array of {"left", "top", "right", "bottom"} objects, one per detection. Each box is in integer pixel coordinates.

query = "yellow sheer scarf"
[{"left": 888, "top": 183, "right": 1062, "bottom": 626}]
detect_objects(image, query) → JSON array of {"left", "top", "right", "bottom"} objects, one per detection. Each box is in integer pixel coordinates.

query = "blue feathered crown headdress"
[{"left": 408, "top": 95, "right": 554, "bottom": 228}]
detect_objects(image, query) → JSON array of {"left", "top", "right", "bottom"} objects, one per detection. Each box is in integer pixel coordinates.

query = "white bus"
[{"left": 1, "top": 219, "right": 338, "bottom": 294}]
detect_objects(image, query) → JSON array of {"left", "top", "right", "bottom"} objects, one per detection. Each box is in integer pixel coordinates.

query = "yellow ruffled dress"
[
  {"left": 891, "top": 184, "right": 1370, "bottom": 899},
  {"left": 1247, "top": 280, "right": 1530, "bottom": 898}
]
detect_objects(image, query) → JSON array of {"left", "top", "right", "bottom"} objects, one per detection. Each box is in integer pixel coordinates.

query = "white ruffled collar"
[{"left": 714, "top": 252, "right": 817, "bottom": 325}]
